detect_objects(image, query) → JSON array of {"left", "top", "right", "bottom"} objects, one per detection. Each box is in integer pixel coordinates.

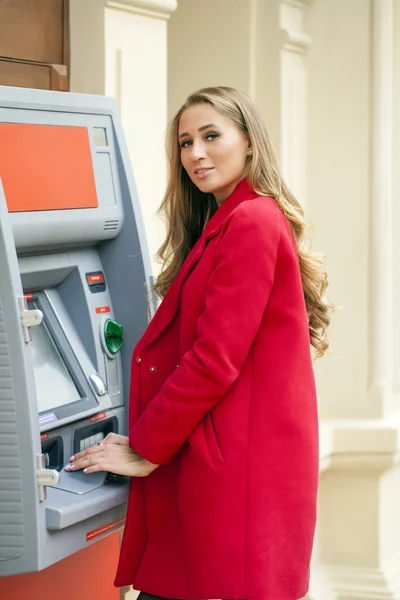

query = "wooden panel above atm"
[
  {"left": 0, "top": 0, "right": 70, "bottom": 91},
  {"left": 0, "top": 61, "right": 68, "bottom": 91}
]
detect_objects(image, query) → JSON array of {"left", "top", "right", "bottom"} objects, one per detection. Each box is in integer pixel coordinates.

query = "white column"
[
  {"left": 369, "top": 0, "right": 395, "bottom": 416},
  {"left": 395, "top": 0, "right": 400, "bottom": 402},
  {"left": 105, "top": 0, "right": 177, "bottom": 275},
  {"left": 279, "top": 0, "right": 311, "bottom": 208},
  {"left": 304, "top": 1, "right": 400, "bottom": 598},
  {"left": 69, "top": 0, "right": 107, "bottom": 95}
]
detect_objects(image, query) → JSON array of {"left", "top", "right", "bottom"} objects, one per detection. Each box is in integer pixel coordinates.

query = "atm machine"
[{"left": 0, "top": 85, "right": 153, "bottom": 576}]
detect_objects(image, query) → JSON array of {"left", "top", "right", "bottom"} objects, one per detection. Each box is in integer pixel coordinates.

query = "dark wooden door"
[{"left": 0, "top": 0, "right": 70, "bottom": 91}]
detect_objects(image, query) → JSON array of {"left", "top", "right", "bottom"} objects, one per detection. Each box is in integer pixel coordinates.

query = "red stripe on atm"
[
  {"left": 86, "top": 517, "right": 126, "bottom": 542},
  {"left": 89, "top": 412, "right": 107, "bottom": 423},
  {"left": 95, "top": 306, "right": 110, "bottom": 314},
  {"left": 40, "top": 433, "right": 49, "bottom": 441},
  {"left": 24, "top": 293, "right": 33, "bottom": 301}
]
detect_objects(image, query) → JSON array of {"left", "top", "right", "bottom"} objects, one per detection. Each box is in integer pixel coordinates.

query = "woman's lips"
[{"left": 194, "top": 167, "right": 214, "bottom": 180}]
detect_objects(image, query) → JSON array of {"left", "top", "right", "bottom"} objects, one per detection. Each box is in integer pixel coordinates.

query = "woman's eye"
[{"left": 179, "top": 133, "right": 219, "bottom": 148}]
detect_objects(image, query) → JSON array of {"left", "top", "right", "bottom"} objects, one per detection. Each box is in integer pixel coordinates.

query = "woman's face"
[{"left": 178, "top": 103, "right": 251, "bottom": 205}]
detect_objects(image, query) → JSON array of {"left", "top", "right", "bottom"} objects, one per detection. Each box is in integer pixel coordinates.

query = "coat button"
[
  {"left": 135, "top": 356, "right": 142, "bottom": 365},
  {"left": 148, "top": 365, "right": 158, "bottom": 375}
]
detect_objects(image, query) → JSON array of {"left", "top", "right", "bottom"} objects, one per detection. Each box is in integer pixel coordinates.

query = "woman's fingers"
[
  {"left": 103, "top": 432, "right": 129, "bottom": 446},
  {"left": 66, "top": 444, "right": 137, "bottom": 471},
  {"left": 68, "top": 443, "right": 105, "bottom": 464},
  {"left": 81, "top": 463, "right": 108, "bottom": 474},
  {"left": 67, "top": 433, "right": 129, "bottom": 465},
  {"left": 82, "top": 460, "right": 150, "bottom": 477},
  {"left": 65, "top": 444, "right": 157, "bottom": 477}
]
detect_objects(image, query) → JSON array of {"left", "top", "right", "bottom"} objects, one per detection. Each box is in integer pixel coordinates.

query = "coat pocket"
[{"left": 203, "top": 412, "right": 224, "bottom": 468}]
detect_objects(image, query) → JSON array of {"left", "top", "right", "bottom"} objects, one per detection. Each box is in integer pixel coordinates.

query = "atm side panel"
[
  {"left": 0, "top": 180, "right": 42, "bottom": 576},
  {"left": 98, "top": 116, "right": 153, "bottom": 410},
  {"left": 0, "top": 298, "right": 24, "bottom": 562}
]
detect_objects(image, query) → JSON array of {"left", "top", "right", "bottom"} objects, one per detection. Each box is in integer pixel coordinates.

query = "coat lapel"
[{"left": 137, "top": 178, "right": 258, "bottom": 351}]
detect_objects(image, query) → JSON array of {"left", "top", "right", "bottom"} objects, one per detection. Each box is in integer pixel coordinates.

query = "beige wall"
[
  {"left": 168, "top": 0, "right": 282, "bottom": 153},
  {"left": 394, "top": 0, "right": 400, "bottom": 403},
  {"left": 168, "top": 0, "right": 253, "bottom": 112},
  {"left": 305, "top": 0, "right": 371, "bottom": 419},
  {"left": 70, "top": 0, "right": 107, "bottom": 95}
]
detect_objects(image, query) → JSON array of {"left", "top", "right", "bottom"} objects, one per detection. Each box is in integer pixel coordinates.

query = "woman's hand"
[
  {"left": 64, "top": 433, "right": 159, "bottom": 477},
  {"left": 102, "top": 432, "right": 130, "bottom": 446}
]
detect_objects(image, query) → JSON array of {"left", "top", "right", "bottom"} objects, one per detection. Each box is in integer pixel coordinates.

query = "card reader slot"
[
  {"left": 41, "top": 436, "right": 64, "bottom": 471},
  {"left": 45, "top": 478, "right": 129, "bottom": 530}
]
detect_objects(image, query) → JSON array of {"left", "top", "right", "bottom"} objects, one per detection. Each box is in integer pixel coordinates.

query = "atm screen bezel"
[{"left": 28, "top": 292, "right": 99, "bottom": 420}]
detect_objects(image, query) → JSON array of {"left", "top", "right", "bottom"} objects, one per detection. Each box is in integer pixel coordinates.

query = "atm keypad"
[{"left": 79, "top": 431, "right": 105, "bottom": 451}]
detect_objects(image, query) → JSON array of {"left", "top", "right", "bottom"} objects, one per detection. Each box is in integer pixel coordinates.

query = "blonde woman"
[{"left": 68, "top": 87, "right": 331, "bottom": 600}]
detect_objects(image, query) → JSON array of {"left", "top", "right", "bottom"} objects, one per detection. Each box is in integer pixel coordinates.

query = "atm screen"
[{"left": 30, "top": 318, "right": 82, "bottom": 413}]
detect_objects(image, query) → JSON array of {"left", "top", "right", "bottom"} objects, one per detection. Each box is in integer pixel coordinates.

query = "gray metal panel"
[
  {"left": 0, "top": 305, "right": 23, "bottom": 560},
  {"left": 55, "top": 248, "right": 126, "bottom": 411},
  {"left": 0, "top": 180, "right": 41, "bottom": 571},
  {"left": 98, "top": 118, "right": 153, "bottom": 409},
  {"left": 96, "top": 152, "right": 118, "bottom": 207},
  {"left": 45, "top": 481, "right": 128, "bottom": 530},
  {"left": 0, "top": 85, "right": 119, "bottom": 115},
  {"left": 58, "top": 269, "right": 98, "bottom": 368}
]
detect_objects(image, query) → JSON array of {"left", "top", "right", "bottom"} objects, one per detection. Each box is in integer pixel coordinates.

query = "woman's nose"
[{"left": 190, "top": 141, "right": 206, "bottom": 161}]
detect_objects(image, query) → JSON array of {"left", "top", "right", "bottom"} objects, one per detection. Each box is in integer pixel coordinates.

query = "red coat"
[{"left": 115, "top": 179, "right": 319, "bottom": 600}]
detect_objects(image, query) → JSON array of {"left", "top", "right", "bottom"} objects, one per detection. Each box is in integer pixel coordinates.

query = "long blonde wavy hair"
[{"left": 155, "top": 86, "right": 332, "bottom": 358}]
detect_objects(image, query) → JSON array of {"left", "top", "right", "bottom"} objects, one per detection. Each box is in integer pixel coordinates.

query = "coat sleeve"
[{"left": 129, "top": 199, "right": 283, "bottom": 465}]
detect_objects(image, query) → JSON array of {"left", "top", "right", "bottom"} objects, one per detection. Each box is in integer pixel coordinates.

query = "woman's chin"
[
  {"left": 194, "top": 180, "right": 218, "bottom": 195},
  {"left": 193, "top": 181, "right": 215, "bottom": 194}
]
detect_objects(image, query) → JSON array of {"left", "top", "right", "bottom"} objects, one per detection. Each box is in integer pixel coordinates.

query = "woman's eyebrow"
[{"left": 179, "top": 123, "right": 220, "bottom": 140}]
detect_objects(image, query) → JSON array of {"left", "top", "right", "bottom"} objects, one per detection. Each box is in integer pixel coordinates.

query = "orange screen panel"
[{"left": 0, "top": 123, "right": 98, "bottom": 212}]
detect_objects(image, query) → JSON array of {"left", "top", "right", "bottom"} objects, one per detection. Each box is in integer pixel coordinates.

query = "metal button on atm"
[
  {"left": 135, "top": 356, "right": 142, "bottom": 365},
  {"left": 148, "top": 365, "right": 158, "bottom": 375},
  {"left": 89, "top": 373, "right": 107, "bottom": 396}
]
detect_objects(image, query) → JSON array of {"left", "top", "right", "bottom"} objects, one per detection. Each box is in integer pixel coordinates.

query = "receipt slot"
[{"left": 0, "top": 85, "right": 152, "bottom": 576}]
